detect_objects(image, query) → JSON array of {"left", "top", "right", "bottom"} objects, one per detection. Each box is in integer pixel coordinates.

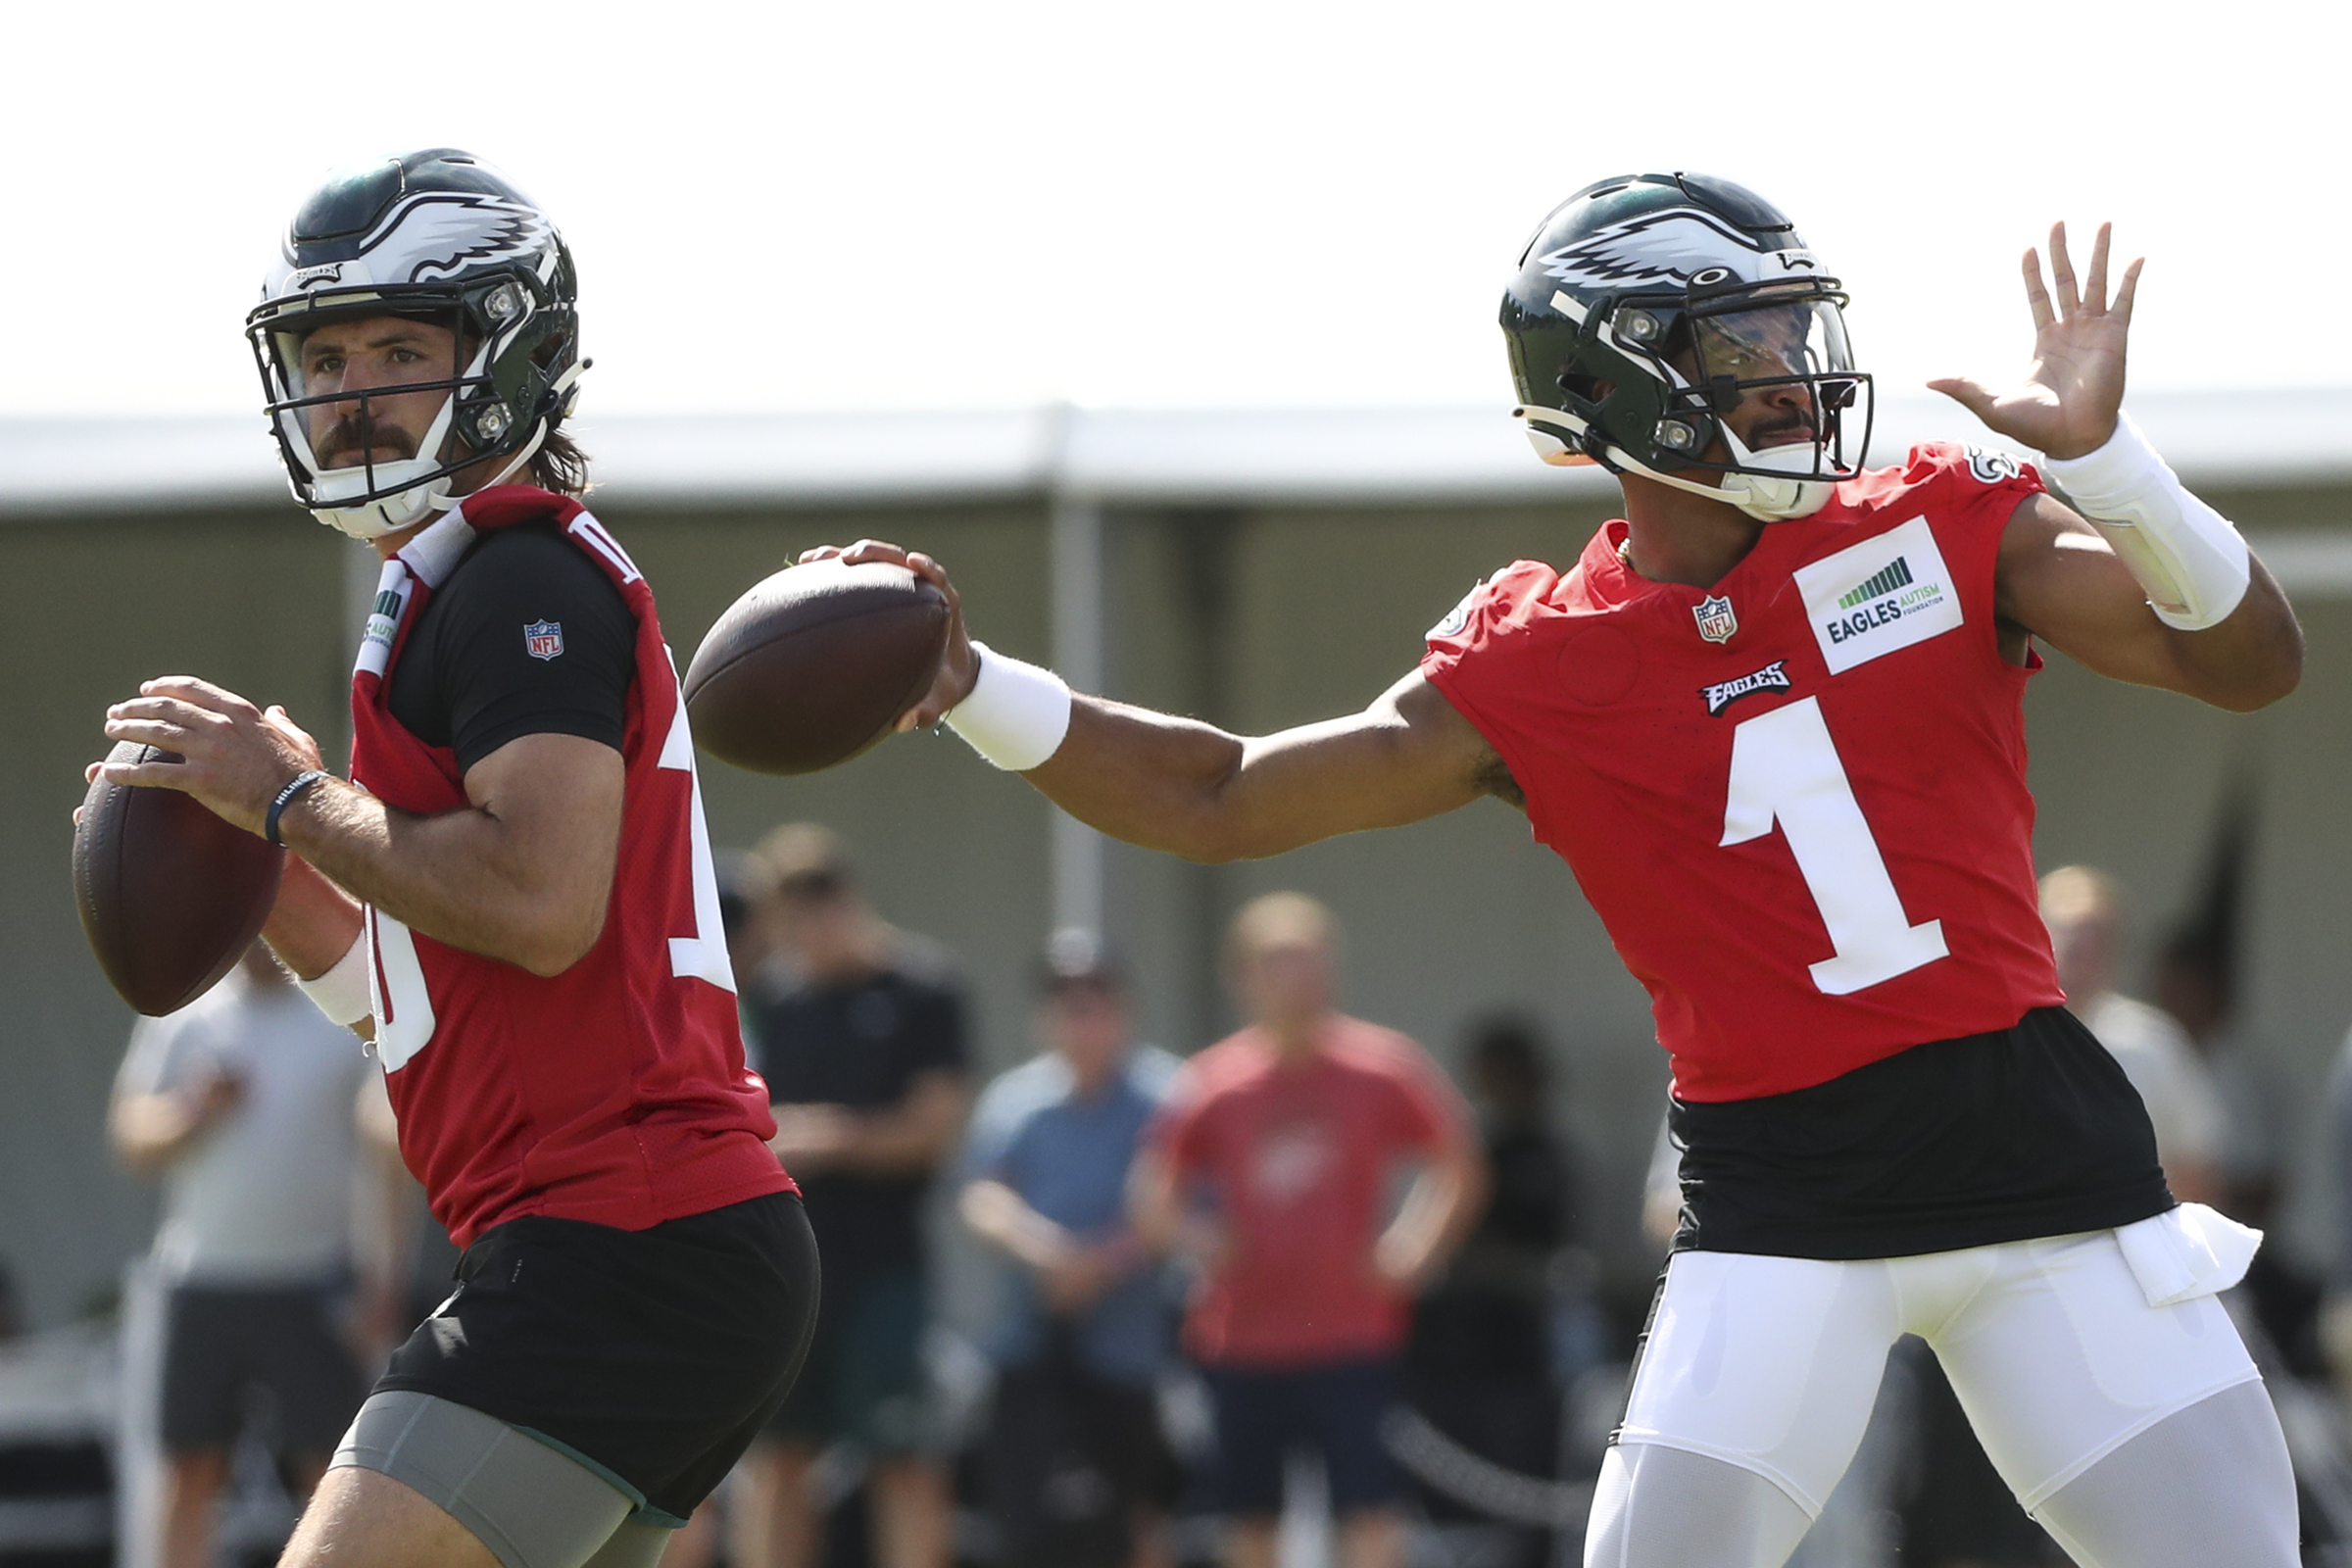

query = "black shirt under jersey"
[
  {"left": 387, "top": 523, "right": 636, "bottom": 772},
  {"left": 746, "top": 944, "right": 969, "bottom": 1280},
  {"left": 1668, "top": 1005, "right": 2173, "bottom": 1259}
]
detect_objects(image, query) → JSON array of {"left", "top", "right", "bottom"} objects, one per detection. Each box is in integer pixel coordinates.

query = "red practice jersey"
[
  {"left": 1152, "top": 1017, "right": 1460, "bottom": 1368},
  {"left": 1423, "top": 444, "right": 2066, "bottom": 1102},
  {"left": 349, "top": 486, "right": 791, "bottom": 1247}
]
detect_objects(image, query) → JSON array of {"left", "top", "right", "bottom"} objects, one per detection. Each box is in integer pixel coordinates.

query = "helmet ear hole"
[{"left": 1557, "top": 369, "right": 1604, "bottom": 404}]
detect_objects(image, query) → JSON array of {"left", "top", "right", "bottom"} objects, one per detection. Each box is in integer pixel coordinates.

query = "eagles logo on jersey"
[
  {"left": 1501, "top": 172, "right": 1873, "bottom": 524},
  {"left": 247, "top": 149, "right": 585, "bottom": 540}
]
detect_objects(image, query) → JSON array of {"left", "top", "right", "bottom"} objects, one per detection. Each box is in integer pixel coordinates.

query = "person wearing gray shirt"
[{"left": 111, "top": 944, "right": 373, "bottom": 1568}]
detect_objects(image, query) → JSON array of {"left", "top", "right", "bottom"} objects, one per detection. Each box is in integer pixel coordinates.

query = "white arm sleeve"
[
  {"left": 2040, "top": 413, "right": 2250, "bottom": 632},
  {"left": 295, "top": 932, "right": 373, "bottom": 1028}
]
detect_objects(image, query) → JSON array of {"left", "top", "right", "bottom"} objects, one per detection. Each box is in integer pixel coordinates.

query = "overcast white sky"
[{"left": 7, "top": 1, "right": 2340, "bottom": 419}]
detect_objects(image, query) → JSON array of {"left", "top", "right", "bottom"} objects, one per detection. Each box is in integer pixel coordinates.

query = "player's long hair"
[{"left": 531, "top": 419, "right": 590, "bottom": 496}]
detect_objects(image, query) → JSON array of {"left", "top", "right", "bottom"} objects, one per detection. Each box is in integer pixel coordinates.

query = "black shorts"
[
  {"left": 377, "top": 1192, "right": 818, "bottom": 1523},
  {"left": 985, "top": 1351, "right": 1179, "bottom": 1568},
  {"left": 1205, "top": 1357, "right": 1401, "bottom": 1516},
  {"left": 160, "top": 1281, "right": 364, "bottom": 1455}
]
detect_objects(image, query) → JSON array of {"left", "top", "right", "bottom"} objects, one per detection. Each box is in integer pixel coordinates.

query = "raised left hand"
[
  {"left": 91, "top": 677, "right": 324, "bottom": 837},
  {"left": 1929, "top": 220, "right": 2142, "bottom": 461}
]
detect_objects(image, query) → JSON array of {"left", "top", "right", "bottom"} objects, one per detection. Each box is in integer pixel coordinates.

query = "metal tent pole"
[{"left": 1049, "top": 484, "right": 1106, "bottom": 938}]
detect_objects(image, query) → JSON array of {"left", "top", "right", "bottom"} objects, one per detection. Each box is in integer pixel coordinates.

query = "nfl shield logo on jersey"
[
  {"left": 1693, "top": 595, "right": 1739, "bottom": 643},
  {"left": 523, "top": 620, "right": 565, "bottom": 661}
]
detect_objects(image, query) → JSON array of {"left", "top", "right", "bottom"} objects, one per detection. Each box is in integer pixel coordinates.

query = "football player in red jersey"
[
  {"left": 817, "top": 173, "right": 2304, "bottom": 1568},
  {"left": 88, "top": 151, "right": 816, "bottom": 1568}
]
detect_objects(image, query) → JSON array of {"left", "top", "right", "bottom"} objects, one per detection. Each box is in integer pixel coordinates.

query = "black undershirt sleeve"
[{"left": 387, "top": 524, "right": 636, "bottom": 773}]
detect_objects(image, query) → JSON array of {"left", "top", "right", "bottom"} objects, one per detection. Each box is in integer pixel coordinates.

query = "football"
[
  {"left": 683, "top": 560, "right": 952, "bottom": 774},
  {"left": 73, "top": 744, "right": 283, "bottom": 1016}
]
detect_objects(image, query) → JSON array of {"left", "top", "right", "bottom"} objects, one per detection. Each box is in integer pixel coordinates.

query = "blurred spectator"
[
  {"left": 2154, "top": 928, "right": 2279, "bottom": 1224},
  {"left": 1131, "top": 893, "right": 1485, "bottom": 1568},
  {"left": 1641, "top": 1115, "right": 1682, "bottom": 1252},
  {"left": 1405, "top": 1019, "right": 1576, "bottom": 1409},
  {"left": 2039, "top": 865, "right": 2228, "bottom": 1205},
  {"left": 719, "top": 847, "right": 782, "bottom": 989},
  {"left": 734, "top": 824, "right": 971, "bottom": 1568},
  {"left": 107, "top": 943, "right": 373, "bottom": 1568},
  {"left": 1402, "top": 1015, "right": 1584, "bottom": 1567},
  {"left": 959, "top": 930, "right": 1183, "bottom": 1568}
]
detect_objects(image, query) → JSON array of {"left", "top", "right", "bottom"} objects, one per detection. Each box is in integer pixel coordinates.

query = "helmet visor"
[{"left": 1674, "top": 292, "right": 1868, "bottom": 479}]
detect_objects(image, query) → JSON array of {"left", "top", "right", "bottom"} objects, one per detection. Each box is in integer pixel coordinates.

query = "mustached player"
[
  {"left": 814, "top": 172, "right": 2304, "bottom": 1567},
  {"left": 89, "top": 149, "right": 814, "bottom": 1568}
]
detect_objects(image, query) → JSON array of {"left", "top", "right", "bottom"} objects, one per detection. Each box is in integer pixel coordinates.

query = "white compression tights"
[{"left": 1584, "top": 1380, "right": 2297, "bottom": 1568}]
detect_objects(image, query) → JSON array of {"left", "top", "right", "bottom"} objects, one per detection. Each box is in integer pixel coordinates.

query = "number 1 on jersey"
[{"left": 1721, "top": 697, "right": 1947, "bottom": 996}]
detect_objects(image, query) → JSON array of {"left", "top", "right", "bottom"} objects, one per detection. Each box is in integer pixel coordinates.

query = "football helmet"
[
  {"left": 247, "top": 149, "right": 584, "bottom": 539},
  {"left": 1501, "top": 172, "right": 1870, "bottom": 521}
]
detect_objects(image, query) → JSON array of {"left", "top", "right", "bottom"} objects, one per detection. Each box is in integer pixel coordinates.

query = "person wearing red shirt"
[
  {"left": 1131, "top": 894, "right": 1483, "bottom": 1568},
  {"left": 89, "top": 151, "right": 813, "bottom": 1568},
  {"left": 814, "top": 172, "right": 2306, "bottom": 1568}
]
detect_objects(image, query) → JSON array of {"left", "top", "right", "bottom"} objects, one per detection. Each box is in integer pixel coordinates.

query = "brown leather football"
[
  {"left": 73, "top": 744, "right": 284, "bottom": 1016},
  {"left": 683, "top": 560, "right": 952, "bottom": 774}
]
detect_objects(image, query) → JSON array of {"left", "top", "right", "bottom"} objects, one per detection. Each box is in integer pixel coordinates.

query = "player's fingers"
[
  {"left": 2048, "top": 222, "right": 2080, "bottom": 316},
  {"left": 138, "top": 674, "right": 232, "bottom": 707},
  {"left": 138, "top": 675, "right": 259, "bottom": 721},
  {"left": 838, "top": 539, "right": 911, "bottom": 565},
  {"left": 108, "top": 695, "right": 225, "bottom": 734},
  {"left": 1926, "top": 375, "right": 1997, "bottom": 418},
  {"left": 2113, "top": 256, "right": 2145, "bottom": 328},
  {"left": 2083, "top": 222, "right": 2112, "bottom": 313},
  {"left": 2020, "top": 249, "right": 2054, "bottom": 332},
  {"left": 93, "top": 760, "right": 189, "bottom": 790},
  {"left": 904, "top": 552, "right": 959, "bottom": 606},
  {"left": 103, "top": 716, "right": 190, "bottom": 751},
  {"left": 796, "top": 545, "right": 845, "bottom": 564}
]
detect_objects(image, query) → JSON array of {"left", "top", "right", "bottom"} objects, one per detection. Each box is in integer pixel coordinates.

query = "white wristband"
[
  {"left": 944, "top": 642, "right": 1073, "bottom": 771},
  {"left": 296, "top": 932, "right": 372, "bottom": 1027},
  {"left": 2041, "top": 413, "right": 2250, "bottom": 631}
]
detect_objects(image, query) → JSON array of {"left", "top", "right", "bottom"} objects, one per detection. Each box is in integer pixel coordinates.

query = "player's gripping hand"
[
  {"left": 1929, "top": 220, "right": 2143, "bottom": 462},
  {"left": 797, "top": 538, "right": 981, "bottom": 730},
  {"left": 90, "top": 677, "right": 325, "bottom": 838}
]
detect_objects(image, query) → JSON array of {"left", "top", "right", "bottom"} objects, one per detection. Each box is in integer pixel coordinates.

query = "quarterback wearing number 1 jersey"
[
  {"left": 1425, "top": 442, "right": 2063, "bottom": 1104},
  {"left": 855, "top": 170, "right": 2308, "bottom": 1566}
]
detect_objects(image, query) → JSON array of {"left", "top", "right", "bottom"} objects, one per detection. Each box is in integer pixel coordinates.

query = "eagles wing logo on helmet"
[
  {"left": 284, "top": 192, "right": 555, "bottom": 288},
  {"left": 1539, "top": 210, "right": 1817, "bottom": 294}
]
